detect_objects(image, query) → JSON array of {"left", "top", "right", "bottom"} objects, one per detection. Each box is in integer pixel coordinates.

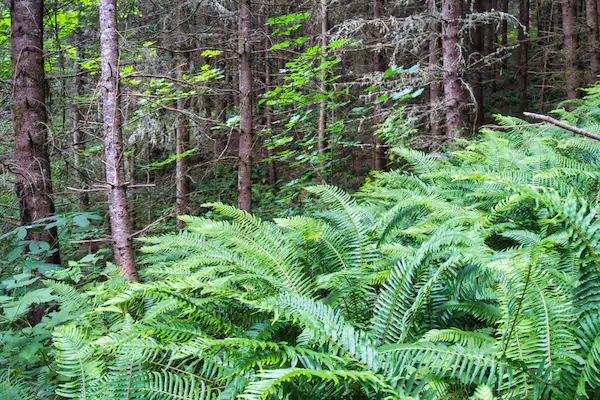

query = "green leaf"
[{"left": 73, "top": 215, "right": 90, "bottom": 228}]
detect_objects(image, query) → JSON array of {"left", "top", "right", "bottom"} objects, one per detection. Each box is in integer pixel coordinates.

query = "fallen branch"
[{"left": 523, "top": 112, "right": 600, "bottom": 142}]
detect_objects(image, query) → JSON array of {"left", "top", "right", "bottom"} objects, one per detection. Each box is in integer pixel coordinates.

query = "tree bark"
[
  {"left": 317, "top": 0, "right": 328, "bottom": 175},
  {"left": 586, "top": 0, "right": 600, "bottom": 79},
  {"left": 175, "top": 0, "right": 189, "bottom": 229},
  {"left": 72, "top": 35, "right": 89, "bottom": 212},
  {"left": 517, "top": 0, "right": 530, "bottom": 113},
  {"left": 486, "top": 0, "right": 497, "bottom": 92},
  {"left": 429, "top": 0, "right": 443, "bottom": 141},
  {"left": 11, "top": 0, "right": 61, "bottom": 265},
  {"left": 442, "top": 0, "right": 469, "bottom": 137},
  {"left": 99, "top": 0, "right": 139, "bottom": 281},
  {"left": 373, "top": 0, "right": 386, "bottom": 170},
  {"left": 562, "top": 0, "right": 581, "bottom": 100},
  {"left": 472, "top": 0, "right": 485, "bottom": 128},
  {"left": 264, "top": 23, "right": 277, "bottom": 186},
  {"left": 238, "top": 0, "right": 253, "bottom": 212},
  {"left": 501, "top": 0, "right": 508, "bottom": 48}
]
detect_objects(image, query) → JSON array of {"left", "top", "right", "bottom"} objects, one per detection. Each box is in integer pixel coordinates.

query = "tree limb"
[{"left": 523, "top": 112, "right": 600, "bottom": 142}]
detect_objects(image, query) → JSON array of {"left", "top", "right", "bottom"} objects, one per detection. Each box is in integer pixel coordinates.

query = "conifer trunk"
[
  {"left": 373, "top": 0, "right": 386, "bottom": 170},
  {"left": 99, "top": 0, "right": 139, "bottom": 281},
  {"left": 175, "top": 0, "right": 189, "bottom": 228},
  {"left": 264, "top": 23, "right": 277, "bottom": 186},
  {"left": 586, "top": 0, "right": 600, "bottom": 79},
  {"left": 11, "top": 0, "right": 61, "bottom": 265},
  {"left": 429, "top": 0, "right": 443, "bottom": 141},
  {"left": 72, "top": 35, "right": 89, "bottom": 211},
  {"left": 517, "top": 0, "right": 530, "bottom": 113},
  {"left": 238, "top": 0, "right": 253, "bottom": 212},
  {"left": 442, "top": 0, "right": 469, "bottom": 137},
  {"left": 472, "top": 0, "right": 485, "bottom": 128},
  {"left": 562, "top": 0, "right": 581, "bottom": 100},
  {"left": 317, "top": 0, "right": 328, "bottom": 175}
]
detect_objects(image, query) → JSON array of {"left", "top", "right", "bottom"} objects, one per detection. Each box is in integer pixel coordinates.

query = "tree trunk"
[
  {"left": 429, "top": 0, "right": 443, "bottom": 141},
  {"left": 72, "top": 33, "right": 89, "bottom": 211},
  {"left": 11, "top": 0, "right": 61, "bottom": 265},
  {"left": 175, "top": 0, "right": 189, "bottom": 229},
  {"left": 373, "top": 0, "right": 386, "bottom": 170},
  {"left": 472, "top": 0, "right": 485, "bottom": 128},
  {"left": 517, "top": 0, "right": 530, "bottom": 113},
  {"left": 99, "top": 0, "right": 139, "bottom": 281},
  {"left": 563, "top": 0, "right": 581, "bottom": 100},
  {"left": 238, "top": 0, "right": 253, "bottom": 212},
  {"left": 442, "top": 0, "right": 469, "bottom": 137},
  {"left": 586, "top": 0, "right": 600, "bottom": 79},
  {"left": 501, "top": 0, "right": 508, "bottom": 47},
  {"left": 317, "top": 0, "right": 328, "bottom": 176},
  {"left": 486, "top": 0, "right": 497, "bottom": 92},
  {"left": 264, "top": 23, "right": 277, "bottom": 186}
]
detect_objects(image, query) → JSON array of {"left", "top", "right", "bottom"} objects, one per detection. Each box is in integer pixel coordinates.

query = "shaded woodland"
[{"left": 2, "top": 0, "right": 600, "bottom": 398}]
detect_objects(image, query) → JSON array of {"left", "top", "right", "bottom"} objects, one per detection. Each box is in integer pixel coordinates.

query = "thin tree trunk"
[
  {"left": 563, "top": 0, "right": 581, "bottom": 100},
  {"left": 317, "top": 0, "right": 328, "bottom": 175},
  {"left": 72, "top": 34, "right": 89, "bottom": 211},
  {"left": 429, "top": 0, "right": 443, "bottom": 141},
  {"left": 238, "top": 0, "right": 253, "bottom": 212},
  {"left": 11, "top": 0, "right": 61, "bottom": 265},
  {"left": 500, "top": 0, "right": 508, "bottom": 75},
  {"left": 175, "top": 0, "right": 189, "bottom": 229},
  {"left": 501, "top": 0, "right": 508, "bottom": 47},
  {"left": 539, "top": 0, "right": 555, "bottom": 110},
  {"left": 99, "top": 0, "right": 138, "bottom": 281},
  {"left": 472, "top": 0, "right": 485, "bottom": 128},
  {"left": 517, "top": 0, "right": 530, "bottom": 113},
  {"left": 442, "top": 0, "right": 469, "bottom": 137},
  {"left": 486, "top": 0, "right": 497, "bottom": 92},
  {"left": 587, "top": 0, "right": 600, "bottom": 79},
  {"left": 264, "top": 23, "right": 277, "bottom": 186},
  {"left": 373, "top": 0, "right": 386, "bottom": 170}
]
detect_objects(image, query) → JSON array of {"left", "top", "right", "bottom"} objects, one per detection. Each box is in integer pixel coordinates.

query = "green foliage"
[{"left": 7, "top": 88, "right": 600, "bottom": 399}]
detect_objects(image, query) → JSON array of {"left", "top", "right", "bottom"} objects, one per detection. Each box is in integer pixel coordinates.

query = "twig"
[
  {"left": 129, "top": 211, "right": 174, "bottom": 239},
  {"left": 69, "top": 238, "right": 113, "bottom": 244},
  {"left": 482, "top": 123, "right": 543, "bottom": 129},
  {"left": 523, "top": 112, "right": 600, "bottom": 142},
  {"left": 66, "top": 186, "right": 106, "bottom": 193},
  {"left": 0, "top": 218, "right": 20, "bottom": 226}
]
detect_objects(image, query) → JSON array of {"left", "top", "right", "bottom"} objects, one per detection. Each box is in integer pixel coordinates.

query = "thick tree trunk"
[
  {"left": 563, "top": 0, "right": 581, "bottom": 100},
  {"left": 442, "top": 0, "right": 469, "bottom": 137},
  {"left": 175, "top": 0, "right": 189, "bottom": 229},
  {"left": 99, "top": 0, "right": 139, "bottom": 281},
  {"left": 373, "top": 0, "right": 386, "bottom": 170},
  {"left": 11, "top": 0, "right": 61, "bottom": 265},
  {"left": 586, "top": 0, "right": 600, "bottom": 79},
  {"left": 317, "top": 0, "right": 328, "bottom": 175},
  {"left": 429, "top": 0, "right": 443, "bottom": 141},
  {"left": 517, "top": 0, "right": 530, "bottom": 113},
  {"left": 238, "top": 0, "right": 253, "bottom": 212}
]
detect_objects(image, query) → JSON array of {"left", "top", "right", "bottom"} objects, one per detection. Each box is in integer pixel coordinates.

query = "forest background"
[{"left": 2, "top": 0, "right": 600, "bottom": 399}]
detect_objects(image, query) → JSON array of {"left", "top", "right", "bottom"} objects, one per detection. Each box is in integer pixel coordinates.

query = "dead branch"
[{"left": 523, "top": 112, "right": 600, "bottom": 142}]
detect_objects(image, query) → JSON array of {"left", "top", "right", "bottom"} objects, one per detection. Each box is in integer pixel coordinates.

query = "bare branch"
[{"left": 523, "top": 112, "right": 600, "bottom": 142}]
